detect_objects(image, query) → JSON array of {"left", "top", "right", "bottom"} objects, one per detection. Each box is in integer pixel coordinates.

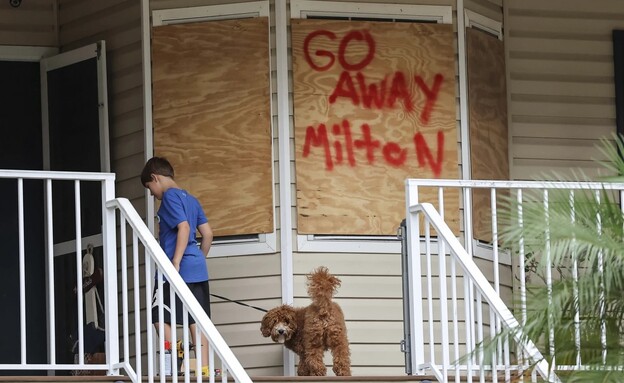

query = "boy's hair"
[{"left": 141, "top": 157, "right": 175, "bottom": 187}]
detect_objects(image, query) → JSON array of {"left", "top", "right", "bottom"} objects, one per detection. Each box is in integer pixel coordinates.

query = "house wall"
[
  {"left": 505, "top": 0, "right": 624, "bottom": 180},
  {"left": 11, "top": 0, "right": 624, "bottom": 377},
  {"left": 56, "top": 0, "right": 145, "bottom": 207}
]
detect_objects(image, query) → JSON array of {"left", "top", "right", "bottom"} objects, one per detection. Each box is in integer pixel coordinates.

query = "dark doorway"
[
  {"left": 0, "top": 60, "right": 47, "bottom": 371},
  {"left": 0, "top": 43, "right": 108, "bottom": 374},
  {"left": 45, "top": 56, "right": 104, "bottom": 368}
]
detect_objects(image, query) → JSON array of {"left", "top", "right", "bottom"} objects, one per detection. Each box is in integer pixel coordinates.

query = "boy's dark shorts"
[{"left": 151, "top": 280, "right": 211, "bottom": 325}]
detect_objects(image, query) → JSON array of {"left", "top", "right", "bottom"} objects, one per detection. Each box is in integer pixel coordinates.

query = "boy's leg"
[
  {"left": 189, "top": 281, "right": 212, "bottom": 375},
  {"left": 154, "top": 322, "right": 173, "bottom": 343}
]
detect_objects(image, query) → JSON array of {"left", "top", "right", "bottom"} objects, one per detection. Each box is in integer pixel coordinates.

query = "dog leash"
[{"left": 210, "top": 293, "right": 268, "bottom": 313}]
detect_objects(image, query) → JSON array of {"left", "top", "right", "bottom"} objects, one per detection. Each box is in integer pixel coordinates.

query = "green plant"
[{"left": 495, "top": 135, "right": 624, "bottom": 381}]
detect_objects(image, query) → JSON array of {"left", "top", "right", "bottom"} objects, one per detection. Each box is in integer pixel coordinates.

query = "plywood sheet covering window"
[
  {"left": 292, "top": 19, "right": 459, "bottom": 235},
  {"left": 467, "top": 28, "right": 509, "bottom": 243},
  {"left": 152, "top": 18, "right": 273, "bottom": 237}
]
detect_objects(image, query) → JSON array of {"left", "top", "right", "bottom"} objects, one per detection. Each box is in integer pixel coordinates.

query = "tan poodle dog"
[{"left": 260, "top": 267, "right": 351, "bottom": 376}]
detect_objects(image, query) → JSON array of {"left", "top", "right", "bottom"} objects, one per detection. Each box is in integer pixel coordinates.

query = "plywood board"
[
  {"left": 292, "top": 19, "right": 459, "bottom": 235},
  {"left": 152, "top": 18, "right": 273, "bottom": 237},
  {"left": 467, "top": 28, "right": 509, "bottom": 243}
]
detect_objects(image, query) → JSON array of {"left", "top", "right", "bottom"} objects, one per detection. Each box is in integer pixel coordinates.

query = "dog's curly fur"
[{"left": 260, "top": 267, "right": 351, "bottom": 376}]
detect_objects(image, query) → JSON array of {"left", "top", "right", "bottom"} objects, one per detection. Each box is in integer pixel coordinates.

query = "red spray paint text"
[
  {"left": 303, "top": 119, "right": 445, "bottom": 177},
  {"left": 303, "top": 29, "right": 445, "bottom": 124}
]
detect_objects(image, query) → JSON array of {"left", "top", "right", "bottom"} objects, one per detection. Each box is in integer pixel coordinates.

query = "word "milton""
[{"left": 302, "top": 119, "right": 445, "bottom": 178}]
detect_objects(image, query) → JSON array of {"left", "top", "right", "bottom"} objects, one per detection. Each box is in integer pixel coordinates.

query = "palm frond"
[{"left": 481, "top": 135, "right": 624, "bottom": 380}]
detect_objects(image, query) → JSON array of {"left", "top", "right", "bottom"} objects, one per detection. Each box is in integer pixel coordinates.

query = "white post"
[
  {"left": 102, "top": 177, "right": 119, "bottom": 375},
  {"left": 405, "top": 181, "right": 425, "bottom": 374},
  {"left": 275, "top": 0, "right": 295, "bottom": 375}
]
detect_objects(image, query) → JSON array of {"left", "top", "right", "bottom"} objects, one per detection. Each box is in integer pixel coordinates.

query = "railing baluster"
[
  {"left": 476, "top": 290, "right": 484, "bottom": 383},
  {"left": 195, "top": 324, "right": 202, "bottom": 383},
  {"left": 17, "top": 178, "right": 26, "bottom": 364},
  {"left": 596, "top": 190, "right": 606, "bottom": 364},
  {"left": 544, "top": 189, "right": 555, "bottom": 358},
  {"left": 121, "top": 217, "right": 130, "bottom": 365},
  {"left": 570, "top": 190, "right": 581, "bottom": 367},
  {"left": 450, "top": 257, "right": 460, "bottom": 383},
  {"left": 438, "top": 187, "right": 449, "bottom": 381},
  {"left": 74, "top": 180, "right": 85, "bottom": 364},
  {"left": 170, "top": 282, "right": 178, "bottom": 381},
  {"left": 133, "top": 233, "right": 142, "bottom": 379},
  {"left": 517, "top": 189, "right": 526, "bottom": 380},
  {"left": 503, "top": 332, "right": 511, "bottom": 383},
  {"left": 182, "top": 308, "right": 190, "bottom": 383},
  {"left": 463, "top": 186, "right": 476, "bottom": 383},
  {"left": 425, "top": 220, "right": 435, "bottom": 365},
  {"left": 157, "top": 272, "right": 166, "bottom": 383},
  {"left": 145, "top": 254, "right": 155, "bottom": 382},
  {"left": 490, "top": 188, "right": 500, "bottom": 383},
  {"left": 45, "top": 178, "right": 56, "bottom": 365},
  {"left": 209, "top": 343, "right": 215, "bottom": 383}
]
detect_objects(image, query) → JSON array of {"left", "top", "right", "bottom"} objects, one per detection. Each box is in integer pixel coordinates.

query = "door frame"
[{"left": 40, "top": 41, "right": 110, "bottom": 174}]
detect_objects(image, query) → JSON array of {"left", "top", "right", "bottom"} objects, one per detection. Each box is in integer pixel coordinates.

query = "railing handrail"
[
  {"left": 107, "top": 197, "right": 252, "bottom": 383},
  {"left": 0, "top": 169, "right": 116, "bottom": 181},
  {"left": 407, "top": 202, "right": 560, "bottom": 382},
  {"left": 407, "top": 178, "right": 624, "bottom": 190}
]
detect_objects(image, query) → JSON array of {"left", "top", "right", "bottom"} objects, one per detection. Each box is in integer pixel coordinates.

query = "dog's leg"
[
  {"left": 330, "top": 341, "right": 352, "bottom": 376},
  {"left": 303, "top": 333, "right": 327, "bottom": 376},
  {"left": 328, "top": 325, "right": 352, "bottom": 376},
  {"left": 303, "top": 350, "right": 326, "bottom": 376},
  {"left": 296, "top": 359, "right": 310, "bottom": 376}
]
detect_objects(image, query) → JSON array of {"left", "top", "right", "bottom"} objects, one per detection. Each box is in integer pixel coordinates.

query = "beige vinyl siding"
[
  {"left": 0, "top": 0, "right": 56, "bottom": 46},
  {"left": 57, "top": 0, "right": 145, "bottom": 203},
  {"left": 505, "top": 0, "right": 624, "bottom": 181},
  {"left": 208, "top": 253, "right": 282, "bottom": 374}
]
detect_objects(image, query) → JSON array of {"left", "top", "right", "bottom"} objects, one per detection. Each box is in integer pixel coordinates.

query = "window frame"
[
  {"left": 290, "top": 0, "right": 453, "bottom": 253},
  {"left": 464, "top": 9, "right": 503, "bottom": 40},
  {"left": 150, "top": 1, "right": 277, "bottom": 257}
]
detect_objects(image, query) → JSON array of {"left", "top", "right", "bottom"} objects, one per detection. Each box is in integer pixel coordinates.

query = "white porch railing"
[
  {"left": 0, "top": 169, "right": 252, "bottom": 383},
  {"left": 404, "top": 179, "right": 624, "bottom": 383},
  {"left": 109, "top": 197, "right": 252, "bottom": 383}
]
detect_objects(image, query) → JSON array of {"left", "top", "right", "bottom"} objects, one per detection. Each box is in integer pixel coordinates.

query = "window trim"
[
  {"left": 290, "top": 0, "right": 452, "bottom": 24},
  {"left": 464, "top": 9, "right": 503, "bottom": 40},
  {"left": 290, "top": 0, "right": 452, "bottom": 253},
  {"left": 150, "top": 1, "right": 276, "bottom": 257},
  {"left": 152, "top": 1, "right": 269, "bottom": 26}
]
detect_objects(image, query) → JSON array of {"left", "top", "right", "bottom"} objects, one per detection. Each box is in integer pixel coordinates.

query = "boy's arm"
[
  {"left": 172, "top": 221, "right": 191, "bottom": 272},
  {"left": 198, "top": 222, "right": 213, "bottom": 257}
]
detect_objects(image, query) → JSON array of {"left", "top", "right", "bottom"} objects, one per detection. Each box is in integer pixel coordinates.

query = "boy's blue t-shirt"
[{"left": 158, "top": 188, "right": 209, "bottom": 283}]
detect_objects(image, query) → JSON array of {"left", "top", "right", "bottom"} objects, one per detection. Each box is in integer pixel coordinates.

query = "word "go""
[{"left": 304, "top": 30, "right": 375, "bottom": 72}]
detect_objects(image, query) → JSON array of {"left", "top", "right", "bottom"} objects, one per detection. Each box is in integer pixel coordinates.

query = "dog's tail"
[{"left": 307, "top": 266, "right": 341, "bottom": 313}]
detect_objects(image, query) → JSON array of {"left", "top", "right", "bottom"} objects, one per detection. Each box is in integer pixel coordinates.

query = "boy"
[{"left": 141, "top": 156, "right": 213, "bottom": 376}]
